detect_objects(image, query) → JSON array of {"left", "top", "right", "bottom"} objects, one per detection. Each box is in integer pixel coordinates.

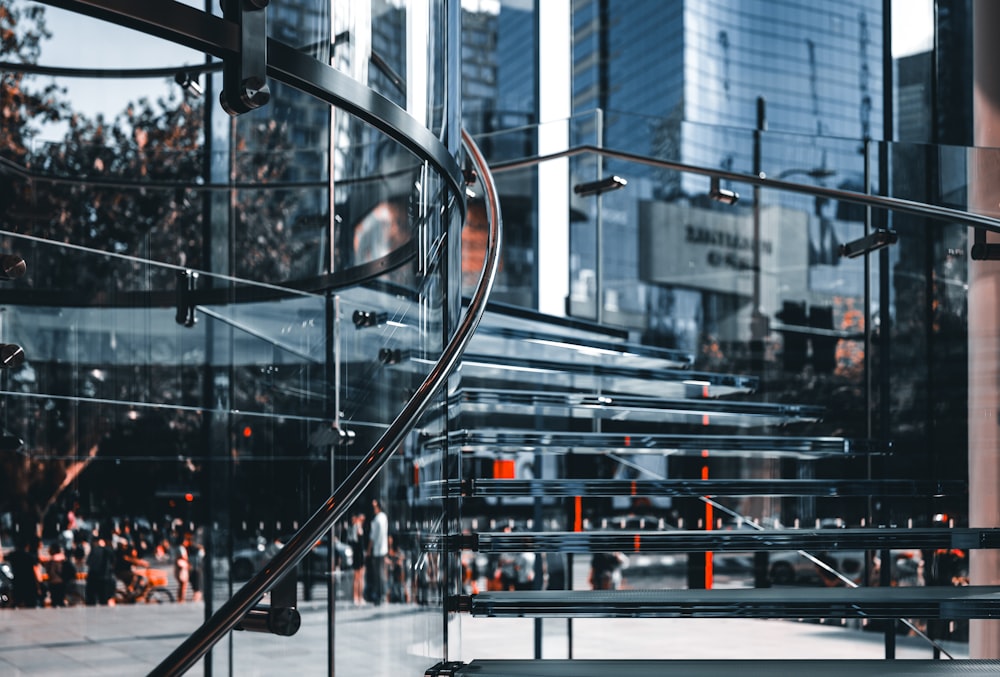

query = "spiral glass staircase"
[{"left": 1, "top": 3, "right": 999, "bottom": 676}]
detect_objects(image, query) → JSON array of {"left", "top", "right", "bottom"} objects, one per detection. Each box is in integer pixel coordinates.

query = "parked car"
[
  {"left": 231, "top": 534, "right": 351, "bottom": 582},
  {"left": 231, "top": 536, "right": 273, "bottom": 582},
  {"left": 768, "top": 548, "right": 865, "bottom": 586},
  {"left": 766, "top": 520, "right": 924, "bottom": 587}
]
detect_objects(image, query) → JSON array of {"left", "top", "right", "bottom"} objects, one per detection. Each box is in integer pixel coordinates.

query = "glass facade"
[
  {"left": 568, "top": 0, "right": 884, "bottom": 340},
  {"left": 0, "top": 1, "right": 465, "bottom": 674},
  {"left": 3, "top": 0, "right": 1000, "bottom": 675}
]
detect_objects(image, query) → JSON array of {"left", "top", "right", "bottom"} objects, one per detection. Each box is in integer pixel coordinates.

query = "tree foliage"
[
  {"left": 0, "top": 5, "right": 206, "bottom": 529},
  {"left": 0, "top": 3, "right": 323, "bottom": 539}
]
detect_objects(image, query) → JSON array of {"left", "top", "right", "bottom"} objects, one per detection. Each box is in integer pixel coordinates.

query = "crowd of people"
[{"left": 1, "top": 512, "right": 204, "bottom": 608}]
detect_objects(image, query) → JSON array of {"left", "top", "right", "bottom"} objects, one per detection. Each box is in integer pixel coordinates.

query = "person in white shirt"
[{"left": 368, "top": 499, "right": 389, "bottom": 605}]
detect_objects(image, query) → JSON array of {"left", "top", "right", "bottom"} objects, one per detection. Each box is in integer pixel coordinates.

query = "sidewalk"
[{"left": 0, "top": 601, "right": 969, "bottom": 676}]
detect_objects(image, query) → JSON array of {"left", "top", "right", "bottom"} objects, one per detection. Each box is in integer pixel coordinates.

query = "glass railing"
[{"left": 1, "top": 3, "right": 468, "bottom": 676}]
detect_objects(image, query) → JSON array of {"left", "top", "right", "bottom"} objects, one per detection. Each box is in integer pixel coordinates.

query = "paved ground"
[{"left": 0, "top": 598, "right": 970, "bottom": 676}]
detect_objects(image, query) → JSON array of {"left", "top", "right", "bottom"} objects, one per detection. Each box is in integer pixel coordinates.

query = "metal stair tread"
[
  {"left": 470, "top": 322, "right": 695, "bottom": 369},
  {"left": 457, "top": 352, "right": 757, "bottom": 397},
  {"left": 462, "top": 527, "right": 1000, "bottom": 553},
  {"left": 423, "top": 429, "right": 879, "bottom": 457},
  {"left": 444, "top": 478, "right": 964, "bottom": 499},
  {"left": 447, "top": 387, "right": 825, "bottom": 425},
  {"left": 466, "top": 586, "right": 1000, "bottom": 619},
  {"left": 436, "top": 659, "right": 1000, "bottom": 677}
]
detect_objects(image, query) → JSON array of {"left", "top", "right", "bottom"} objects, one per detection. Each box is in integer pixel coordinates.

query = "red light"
[
  {"left": 493, "top": 459, "right": 515, "bottom": 479},
  {"left": 184, "top": 493, "right": 194, "bottom": 502},
  {"left": 242, "top": 426, "right": 252, "bottom": 438}
]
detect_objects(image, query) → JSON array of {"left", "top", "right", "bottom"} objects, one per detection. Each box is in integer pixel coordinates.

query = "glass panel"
[
  {"left": 459, "top": 112, "right": 988, "bottom": 656},
  {"left": 329, "top": 1, "right": 449, "bottom": 134},
  {"left": 1, "top": 2, "right": 462, "bottom": 675}
]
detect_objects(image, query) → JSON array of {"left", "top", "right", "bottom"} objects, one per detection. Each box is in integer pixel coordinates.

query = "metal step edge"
[
  {"left": 447, "top": 387, "right": 825, "bottom": 421},
  {"left": 439, "top": 478, "right": 963, "bottom": 499},
  {"left": 456, "top": 527, "right": 1000, "bottom": 553},
  {"left": 419, "top": 430, "right": 881, "bottom": 456},
  {"left": 458, "top": 353, "right": 758, "bottom": 392},
  {"left": 428, "top": 659, "right": 1000, "bottom": 677},
  {"left": 463, "top": 586, "right": 1000, "bottom": 619}
]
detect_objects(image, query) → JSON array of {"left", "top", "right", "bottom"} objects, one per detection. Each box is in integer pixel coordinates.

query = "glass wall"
[{"left": 0, "top": 1, "right": 464, "bottom": 674}]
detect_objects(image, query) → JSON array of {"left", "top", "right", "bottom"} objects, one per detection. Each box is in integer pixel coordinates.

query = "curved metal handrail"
[{"left": 150, "top": 129, "right": 501, "bottom": 676}]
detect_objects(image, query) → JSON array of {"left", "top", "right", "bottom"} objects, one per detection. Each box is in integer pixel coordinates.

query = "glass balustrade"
[
  {"left": 1, "top": 2, "right": 462, "bottom": 675},
  {"left": 1, "top": 1, "right": 995, "bottom": 673}
]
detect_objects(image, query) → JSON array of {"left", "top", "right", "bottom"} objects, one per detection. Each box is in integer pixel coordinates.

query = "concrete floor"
[{"left": 0, "top": 598, "right": 970, "bottom": 676}]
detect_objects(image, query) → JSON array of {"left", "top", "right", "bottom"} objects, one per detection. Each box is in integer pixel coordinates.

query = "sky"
[
  {"left": 30, "top": 4, "right": 206, "bottom": 142},
  {"left": 892, "top": 0, "right": 934, "bottom": 57}
]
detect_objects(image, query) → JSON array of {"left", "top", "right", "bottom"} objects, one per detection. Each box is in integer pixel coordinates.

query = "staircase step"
[
  {"left": 440, "top": 478, "right": 964, "bottom": 499},
  {"left": 423, "top": 430, "right": 880, "bottom": 458},
  {"left": 445, "top": 527, "right": 1000, "bottom": 554},
  {"left": 449, "top": 388, "right": 824, "bottom": 426},
  {"left": 430, "top": 659, "right": 1000, "bottom": 677},
  {"left": 457, "top": 353, "right": 757, "bottom": 398},
  {"left": 472, "top": 323, "right": 694, "bottom": 369},
  {"left": 462, "top": 586, "right": 1000, "bottom": 619}
]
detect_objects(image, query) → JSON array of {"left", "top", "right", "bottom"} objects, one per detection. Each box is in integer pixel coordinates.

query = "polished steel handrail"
[
  {"left": 150, "top": 129, "right": 502, "bottom": 676},
  {"left": 491, "top": 143, "right": 1000, "bottom": 235}
]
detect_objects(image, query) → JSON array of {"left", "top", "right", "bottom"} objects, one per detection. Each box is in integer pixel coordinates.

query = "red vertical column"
[{"left": 702, "top": 450, "right": 713, "bottom": 589}]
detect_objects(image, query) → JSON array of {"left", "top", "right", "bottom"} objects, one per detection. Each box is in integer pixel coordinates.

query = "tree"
[
  {"left": 0, "top": 3, "right": 321, "bottom": 541},
  {"left": 0, "top": 3, "right": 209, "bottom": 529}
]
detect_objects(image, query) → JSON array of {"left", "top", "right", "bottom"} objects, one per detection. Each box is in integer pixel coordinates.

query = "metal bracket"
[
  {"left": 235, "top": 569, "right": 300, "bottom": 636},
  {"left": 235, "top": 604, "right": 301, "bottom": 636},
  {"left": 0, "top": 255, "right": 26, "bottom": 281},
  {"left": 0, "top": 344, "right": 25, "bottom": 369},
  {"left": 424, "top": 662, "right": 466, "bottom": 677},
  {"left": 379, "top": 347, "right": 404, "bottom": 365},
  {"left": 971, "top": 227, "right": 1000, "bottom": 260},
  {"left": 220, "top": 0, "right": 270, "bottom": 116},
  {"left": 309, "top": 424, "right": 356, "bottom": 448},
  {"left": 838, "top": 229, "right": 897, "bottom": 259},
  {"left": 446, "top": 595, "right": 472, "bottom": 613},
  {"left": 352, "top": 309, "right": 388, "bottom": 328}
]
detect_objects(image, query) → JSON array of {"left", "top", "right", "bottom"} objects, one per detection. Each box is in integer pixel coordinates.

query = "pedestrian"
[
  {"left": 346, "top": 512, "right": 367, "bottom": 605},
  {"left": 10, "top": 537, "right": 41, "bottom": 608},
  {"left": 85, "top": 532, "right": 114, "bottom": 606},
  {"left": 514, "top": 551, "right": 537, "bottom": 591},
  {"left": 387, "top": 535, "right": 408, "bottom": 603},
  {"left": 46, "top": 542, "right": 69, "bottom": 607},
  {"left": 190, "top": 541, "right": 205, "bottom": 602},
  {"left": 367, "top": 499, "right": 388, "bottom": 605},
  {"left": 175, "top": 533, "right": 191, "bottom": 603},
  {"left": 589, "top": 551, "right": 627, "bottom": 590}
]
